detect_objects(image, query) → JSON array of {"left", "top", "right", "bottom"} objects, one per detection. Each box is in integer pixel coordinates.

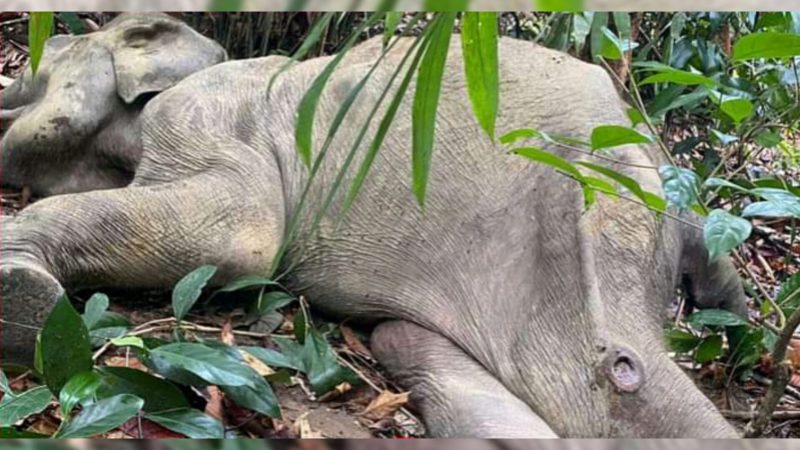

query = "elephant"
[{"left": 1, "top": 13, "right": 749, "bottom": 437}]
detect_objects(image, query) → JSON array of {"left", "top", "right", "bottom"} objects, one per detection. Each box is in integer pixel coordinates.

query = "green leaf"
[
  {"left": 599, "top": 26, "right": 623, "bottom": 60},
  {"left": 216, "top": 275, "right": 278, "bottom": 293},
  {"left": 626, "top": 108, "right": 647, "bottom": 126},
  {"left": 742, "top": 201, "right": 800, "bottom": 219},
  {"left": 694, "top": 334, "right": 724, "bottom": 364},
  {"left": 82, "top": 293, "right": 109, "bottom": 330},
  {"left": 536, "top": 0, "right": 584, "bottom": 11},
  {"left": 639, "top": 66, "right": 716, "bottom": 88},
  {"left": 57, "top": 12, "right": 86, "bottom": 34},
  {"left": 688, "top": 309, "right": 749, "bottom": 328},
  {"left": 56, "top": 394, "right": 143, "bottom": 438},
  {"left": 384, "top": 12, "right": 402, "bottom": 47},
  {"left": 145, "top": 408, "right": 224, "bottom": 438},
  {"left": 221, "top": 373, "right": 281, "bottom": 418},
  {"left": 703, "top": 209, "right": 752, "bottom": 261},
  {"left": 755, "top": 131, "right": 783, "bottom": 148},
  {"left": 251, "top": 291, "right": 296, "bottom": 316},
  {"left": 0, "top": 370, "right": 12, "bottom": 397},
  {"left": 59, "top": 371, "right": 102, "bottom": 416},
  {"left": 341, "top": 19, "right": 430, "bottom": 216},
  {"left": 147, "top": 343, "right": 255, "bottom": 388},
  {"left": 295, "top": 14, "right": 384, "bottom": 168},
  {"left": 590, "top": 125, "right": 654, "bottom": 151},
  {"left": 499, "top": 128, "right": 546, "bottom": 145},
  {"left": 720, "top": 98, "right": 754, "bottom": 124},
  {"left": 412, "top": 13, "right": 456, "bottom": 207},
  {"left": 750, "top": 188, "right": 800, "bottom": 203},
  {"left": 659, "top": 165, "right": 700, "bottom": 210},
  {"left": 702, "top": 177, "right": 749, "bottom": 193},
  {"left": 241, "top": 347, "right": 302, "bottom": 371},
  {"left": 577, "top": 161, "right": 648, "bottom": 204},
  {"left": 0, "top": 428, "right": 48, "bottom": 438},
  {"left": 28, "top": 12, "right": 54, "bottom": 76},
  {"left": 110, "top": 336, "right": 146, "bottom": 350},
  {"left": 210, "top": 0, "right": 244, "bottom": 11},
  {"left": 513, "top": 147, "right": 595, "bottom": 207},
  {"left": 710, "top": 129, "right": 739, "bottom": 146},
  {"left": 732, "top": 32, "right": 800, "bottom": 61},
  {"left": 461, "top": 12, "right": 499, "bottom": 140},
  {"left": 172, "top": 265, "right": 217, "bottom": 322},
  {"left": 0, "top": 386, "right": 52, "bottom": 427},
  {"left": 273, "top": 331, "right": 360, "bottom": 396},
  {"left": 590, "top": 12, "right": 609, "bottom": 62},
  {"left": 665, "top": 329, "right": 700, "bottom": 353},
  {"left": 96, "top": 367, "right": 188, "bottom": 413},
  {"left": 41, "top": 295, "right": 93, "bottom": 394},
  {"left": 777, "top": 272, "right": 800, "bottom": 316}
]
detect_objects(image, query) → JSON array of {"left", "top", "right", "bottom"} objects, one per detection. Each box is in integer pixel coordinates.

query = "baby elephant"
[{"left": 1, "top": 13, "right": 747, "bottom": 437}]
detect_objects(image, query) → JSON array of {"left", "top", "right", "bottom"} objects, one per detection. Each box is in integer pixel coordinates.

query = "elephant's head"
[{"left": 1, "top": 13, "right": 226, "bottom": 196}]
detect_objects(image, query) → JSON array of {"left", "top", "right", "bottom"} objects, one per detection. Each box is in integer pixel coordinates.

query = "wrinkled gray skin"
[{"left": 1, "top": 14, "right": 747, "bottom": 438}]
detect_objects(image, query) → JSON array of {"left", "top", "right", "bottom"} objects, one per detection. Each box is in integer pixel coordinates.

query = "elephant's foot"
[
  {"left": 370, "top": 320, "right": 557, "bottom": 438},
  {"left": 1, "top": 260, "right": 64, "bottom": 366}
]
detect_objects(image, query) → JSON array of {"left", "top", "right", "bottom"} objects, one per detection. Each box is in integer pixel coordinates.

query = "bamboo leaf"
[
  {"left": 461, "top": 12, "right": 499, "bottom": 140},
  {"left": 28, "top": 12, "right": 54, "bottom": 76},
  {"left": 412, "top": 13, "right": 456, "bottom": 207}
]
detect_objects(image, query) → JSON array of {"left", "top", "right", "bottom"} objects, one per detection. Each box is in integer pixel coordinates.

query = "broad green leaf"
[
  {"left": 461, "top": 12, "right": 499, "bottom": 140},
  {"left": 637, "top": 63, "right": 716, "bottom": 87},
  {"left": 412, "top": 13, "right": 456, "bottom": 207},
  {"left": 59, "top": 371, "right": 102, "bottom": 416},
  {"left": 221, "top": 373, "right": 281, "bottom": 418},
  {"left": 590, "top": 125, "right": 654, "bottom": 150},
  {"left": 216, "top": 275, "right": 278, "bottom": 293},
  {"left": 755, "top": 131, "right": 782, "bottom": 148},
  {"left": 688, "top": 309, "right": 749, "bottom": 328},
  {"left": 599, "top": 27, "right": 623, "bottom": 60},
  {"left": 96, "top": 367, "right": 188, "bottom": 413},
  {"left": 172, "top": 265, "right": 217, "bottom": 322},
  {"left": 732, "top": 32, "right": 800, "bottom": 60},
  {"left": 251, "top": 291, "right": 296, "bottom": 316},
  {"left": 703, "top": 209, "right": 752, "bottom": 261},
  {"left": 273, "top": 330, "right": 360, "bottom": 396},
  {"left": 146, "top": 408, "right": 224, "bottom": 438},
  {"left": 742, "top": 201, "right": 800, "bottom": 219},
  {"left": 41, "top": 295, "right": 93, "bottom": 394},
  {"left": 28, "top": 12, "right": 54, "bottom": 76},
  {"left": 750, "top": 188, "right": 800, "bottom": 203},
  {"left": 659, "top": 165, "right": 700, "bottom": 210},
  {"left": 720, "top": 98, "right": 754, "bottom": 124},
  {"left": 694, "top": 334, "right": 723, "bottom": 364},
  {"left": 295, "top": 13, "right": 384, "bottom": 168},
  {"left": 82, "top": 293, "right": 109, "bottom": 330},
  {"left": 147, "top": 343, "right": 255, "bottom": 388},
  {"left": 590, "top": 12, "right": 609, "bottom": 62},
  {"left": 626, "top": 107, "right": 647, "bottom": 126},
  {"left": 56, "top": 394, "right": 143, "bottom": 438},
  {"left": 665, "top": 329, "right": 700, "bottom": 353},
  {"left": 583, "top": 176, "right": 617, "bottom": 196},
  {"left": 0, "top": 386, "right": 51, "bottom": 427},
  {"left": 242, "top": 346, "right": 302, "bottom": 371},
  {"left": 110, "top": 336, "right": 146, "bottom": 350},
  {"left": 57, "top": 12, "right": 86, "bottom": 34}
]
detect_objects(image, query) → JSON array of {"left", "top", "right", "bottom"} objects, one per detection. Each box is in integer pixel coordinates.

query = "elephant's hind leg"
[
  {"left": 370, "top": 320, "right": 557, "bottom": 438},
  {"left": 2, "top": 165, "right": 284, "bottom": 364}
]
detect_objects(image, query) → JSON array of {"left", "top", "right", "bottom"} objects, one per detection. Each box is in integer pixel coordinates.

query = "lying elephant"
[{"left": 1, "top": 13, "right": 748, "bottom": 437}]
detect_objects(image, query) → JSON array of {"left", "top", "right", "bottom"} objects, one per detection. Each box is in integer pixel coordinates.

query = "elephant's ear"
[{"left": 106, "top": 15, "right": 227, "bottom": 103}]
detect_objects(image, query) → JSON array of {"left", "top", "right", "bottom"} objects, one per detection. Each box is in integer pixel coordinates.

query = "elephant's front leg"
[
  {"left": 370, "top": 321, "right": 557, "bottom": 438},
  {"left": 1, "top": 166, "right": 284, "bottom": 364}
]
